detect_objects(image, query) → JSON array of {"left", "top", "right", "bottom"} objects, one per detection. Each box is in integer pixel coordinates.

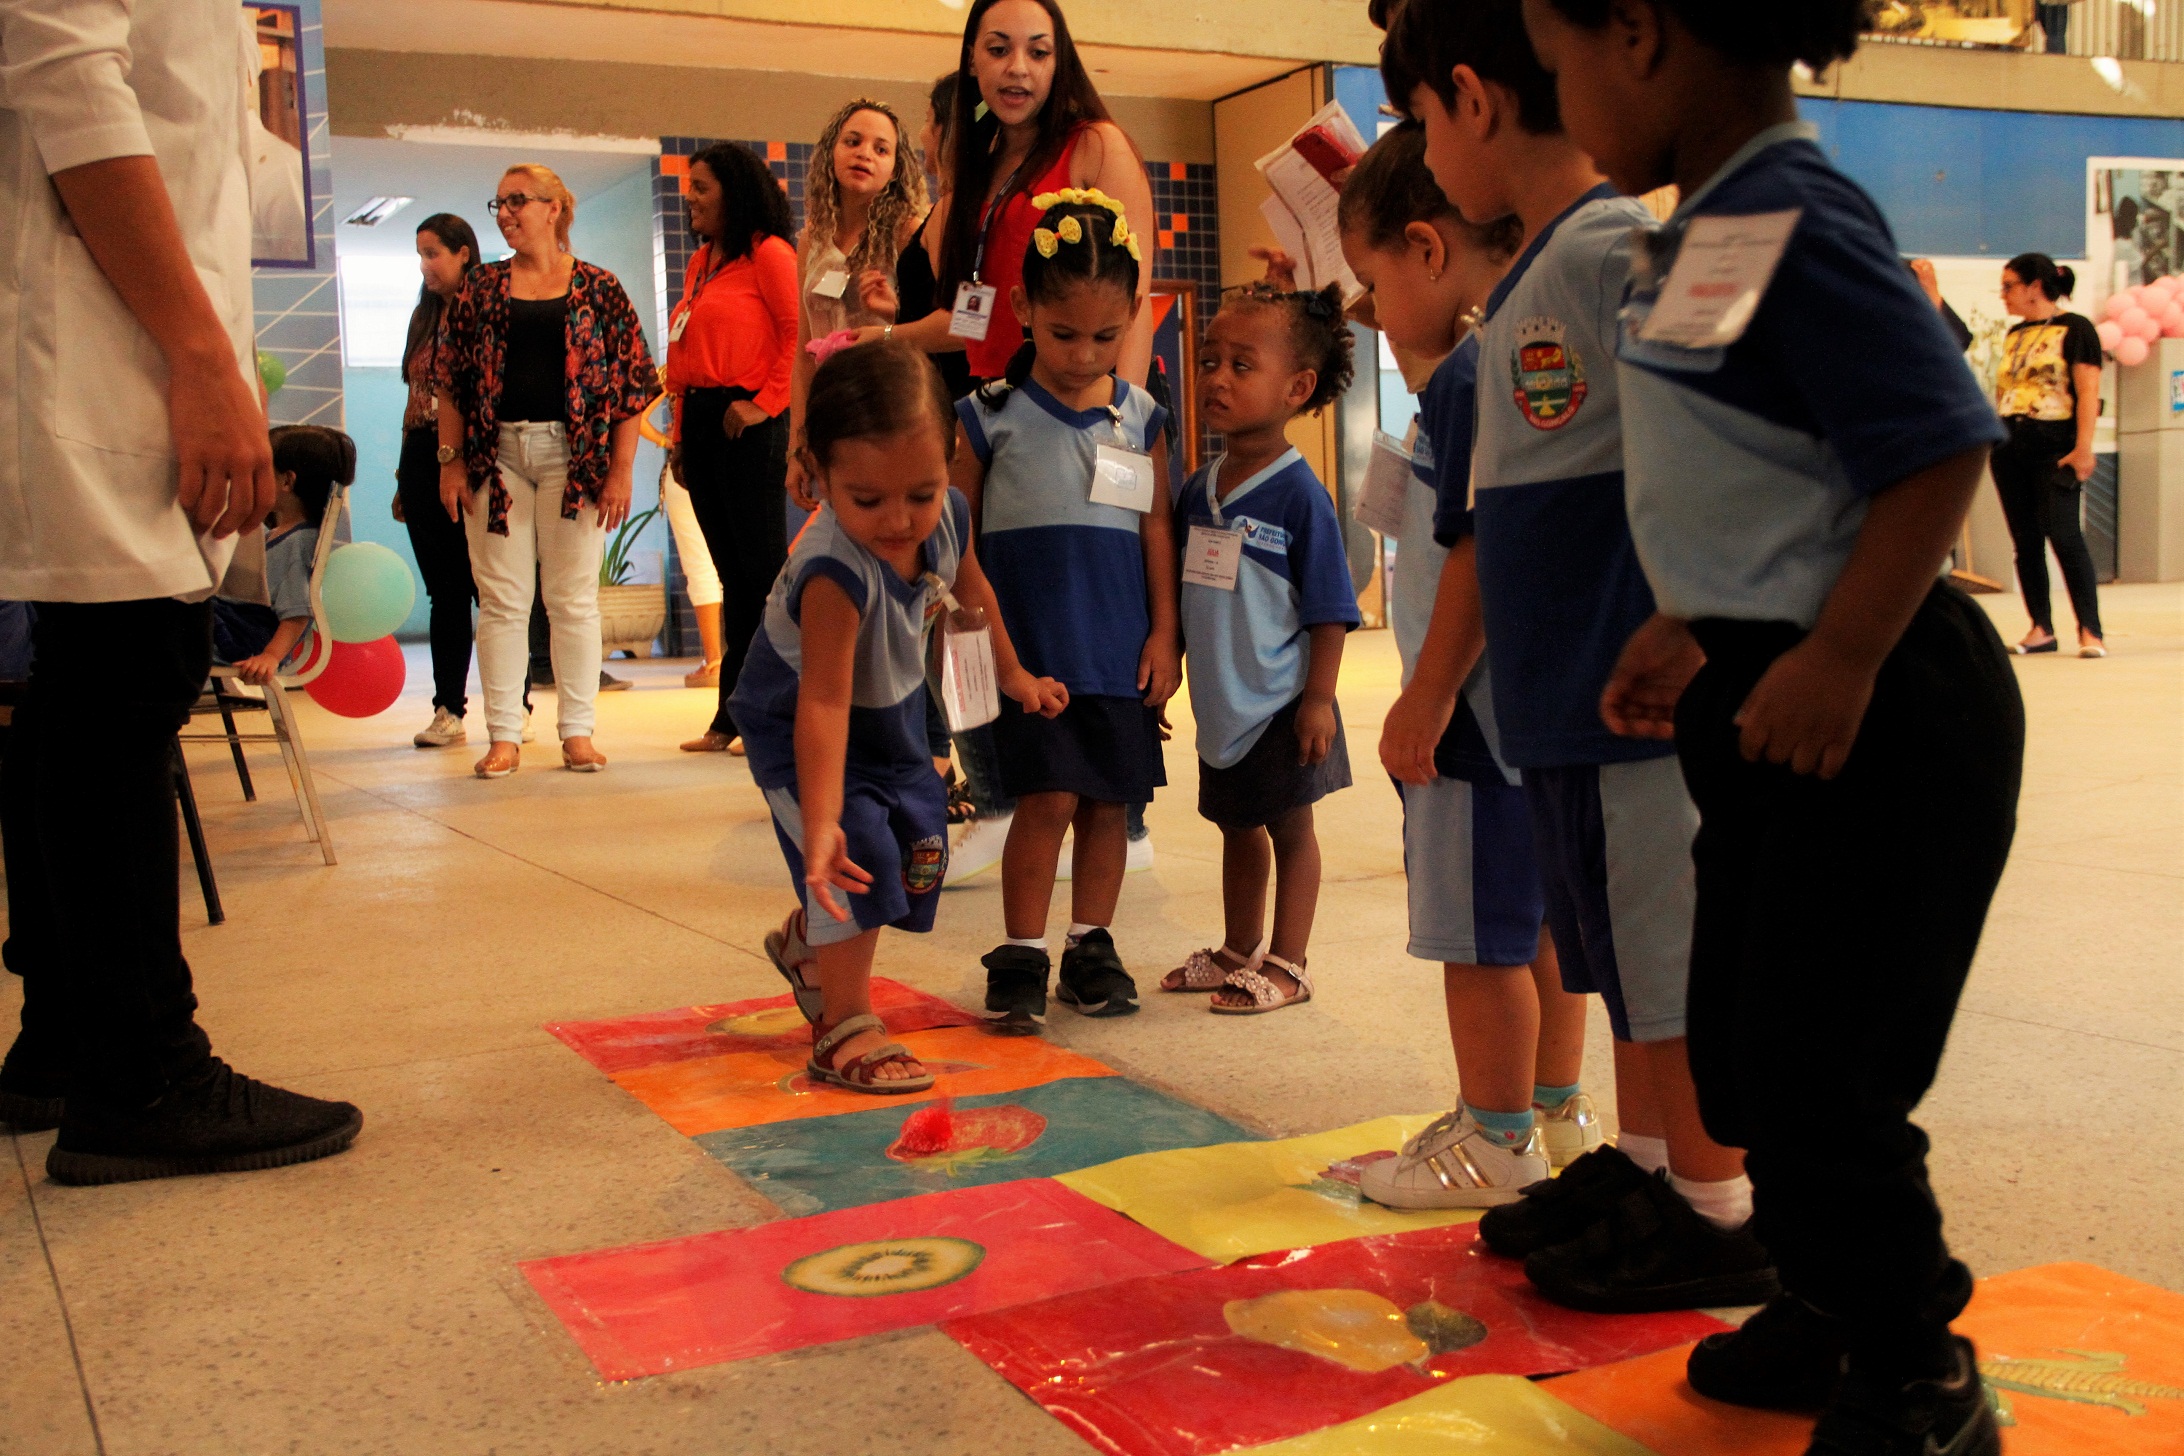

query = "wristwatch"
[{"left": 436, "top": 444, "right": 458, "bottom": 465}]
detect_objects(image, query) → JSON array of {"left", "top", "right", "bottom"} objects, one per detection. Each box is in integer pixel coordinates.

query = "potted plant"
[{"left": 597, "top": 505, "right": 666, "bottom": 658}]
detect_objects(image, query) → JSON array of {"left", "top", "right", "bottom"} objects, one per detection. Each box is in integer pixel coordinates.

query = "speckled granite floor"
[{"left": 3, "top": 584, "right": 2177, "bottom": 1456}]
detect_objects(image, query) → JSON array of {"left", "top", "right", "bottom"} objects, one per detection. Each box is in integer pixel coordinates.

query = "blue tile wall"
[{"left": 254, "top": 0, "right": 342, "bottom": 435}]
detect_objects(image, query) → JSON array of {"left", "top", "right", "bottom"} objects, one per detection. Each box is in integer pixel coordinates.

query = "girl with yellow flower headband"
[{"left": 951, "top": 191, "right": 1181, "bottom": 1033}]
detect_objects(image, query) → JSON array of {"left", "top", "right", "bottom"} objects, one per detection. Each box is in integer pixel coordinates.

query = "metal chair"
[{"left": 178, "top": 482, "right": 346, "bottom": 866}]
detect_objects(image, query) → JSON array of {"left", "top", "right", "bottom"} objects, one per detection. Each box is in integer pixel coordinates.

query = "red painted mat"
[
  {"left": 520, "top": 1177, "right": 1211, "bottom": 1381},
  {"left": 544, "top": 977, "right": 979, "bottom": 1076},
  {"left": 943, "top": 1222, "right": 1726, "bottom": 1456}
]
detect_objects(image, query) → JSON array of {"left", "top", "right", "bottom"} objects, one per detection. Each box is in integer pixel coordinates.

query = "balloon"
[
  {"left": 304, "top": 636, "right": 405, "bottom": 718},
  {"left": 320, "top": 541, "right": 417, "bottom": 643},
  {"left": 2152, "top": 276, "right": 2181, "bottom": 300},
  {"left": 2116, "top": 335, "right": 2151, "bottom": 367},
  {"left": 2096, "top": 319, "right": 2124, "bottom": 351},
  {"left": 2164, "top": 306, "right": 2184, "bottom": 338},
  {"left": 2103, "top": 293, "right": 2133, "bottom": 320},
  {"left": 257, "top": 350, "right": 286, "bottom": 396},
  {"left": 2124, "top": 309, "right": 2161, "bottom": 341}
]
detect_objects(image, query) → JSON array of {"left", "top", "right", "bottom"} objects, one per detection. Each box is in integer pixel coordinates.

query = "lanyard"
[
  {"left": 1204, "top": 454, "right": 1229, "bottom": 527},
  {"left": 678, "top": 242, "right": 729, "bottom": 317},
  {"left": 970, "top": 161, "right": 1026, "bottom": 284}
]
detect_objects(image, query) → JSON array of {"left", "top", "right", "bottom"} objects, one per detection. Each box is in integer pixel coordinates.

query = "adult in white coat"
[{"left": 0, "top": 0, "right": 362, "bottom": 1184}]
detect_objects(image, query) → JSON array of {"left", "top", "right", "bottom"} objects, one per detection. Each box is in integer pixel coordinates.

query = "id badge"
[
  {"left": 949, "top": 282, "right": 997, "bottom": 341},
  {"left": 1182, "top": 523, "right": 1243, "bottom": 592},
  {"left": 668, "top": 307, "right": 690, "bottom": 343},
  {"left": 1638, "top": 210, "right": 1800, "bottom": 349},
  {"left": 812, "top": 267, "right": 850, "bottom": 300},
  {"left": 1352, "top": 430, "right": 1412, "bottom": 537},
  {"left": 939, "top": 621, "right": 1001, "bottom": 731},
  {"left": 1090, "top": 444, "right": 1157, "bottom": 513}
]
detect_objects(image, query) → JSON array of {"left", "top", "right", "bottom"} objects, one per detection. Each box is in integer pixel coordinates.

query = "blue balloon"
[{"left": 320, "top": 541, "right": 417, "bottom": 643}]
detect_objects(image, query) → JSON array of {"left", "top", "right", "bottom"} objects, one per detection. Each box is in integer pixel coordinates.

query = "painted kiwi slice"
[{"left": 780, "top": 1237, "right": 985, "bottom": 1298}]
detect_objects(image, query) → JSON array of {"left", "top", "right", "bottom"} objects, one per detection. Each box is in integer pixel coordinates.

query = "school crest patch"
[
  {"left": 904, "top": 833, "right": 947, "bottom": 895},
  {"left": 1510, "top": 315, "right": 1587, "bottom": 431}
]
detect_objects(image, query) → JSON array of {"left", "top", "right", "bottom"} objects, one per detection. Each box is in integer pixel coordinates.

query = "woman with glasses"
[{"left": 436, "top": 164, "right": 655, "bottom": 777}]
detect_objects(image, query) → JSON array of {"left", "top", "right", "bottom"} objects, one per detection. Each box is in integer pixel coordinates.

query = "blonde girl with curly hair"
[{"left": 787, "top": 98, "right": 928, "bottom": 505}]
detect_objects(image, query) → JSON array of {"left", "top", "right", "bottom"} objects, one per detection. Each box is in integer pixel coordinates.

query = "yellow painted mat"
[{"left": 1236, "top": 1373, "right": 1656, "bottom": 1455}]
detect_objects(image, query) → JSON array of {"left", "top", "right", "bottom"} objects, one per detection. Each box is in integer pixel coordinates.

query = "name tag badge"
[
  {"left": 1182, "top": 522, "right": 1243, "bottom": 592},
  {"left": 1352, "top": 430, "right": 1413, "bottom": 537},
  {"left": 668, "top": 307, "right": 690, "bottom": 343},
  {"left": 1638, "top": 209, "right": 1800, "bottom": 350},
  {"left": 949, "top": 282, "right": 997, "bottom": 341},
  {"left": 812, "top": 268, "right": 850, "bottom": 300},
  {"left": 1089, "top": 444, "right": 1157, "bottom": 513},
  {"left": 939, "top": 623, "right": 1001, "bottom": 731}
]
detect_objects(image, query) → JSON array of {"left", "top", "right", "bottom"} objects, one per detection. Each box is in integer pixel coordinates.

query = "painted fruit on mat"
[
  {"left": 782, "top": 1237, "right": 986, "bottom": 1298},
  {"left": 708, "top": 1006, "right": 810, "bottom": 1039},
  {"left": 1224, "top": 1289, "right": 1430, "bottom": 1373},
  {"left": 885, "top": 1104, "right": 1047, "bottom": 1171}
]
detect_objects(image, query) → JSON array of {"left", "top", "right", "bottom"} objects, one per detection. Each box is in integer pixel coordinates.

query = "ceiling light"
[{"left": 342, "top": 195, "right": 414, "bottom": 227}]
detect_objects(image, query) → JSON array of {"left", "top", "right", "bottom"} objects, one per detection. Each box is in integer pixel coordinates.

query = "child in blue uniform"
[
  {"left": 953, "top": 190, "right": 1181, "bottom": 1033},
  {"left": 1171, "top": 283, "right": 1359, "bottom": 1015},
  {"left": 1382, "top": 0, "right": 1770, "bottom": 1313},
  {"left": 1334, "top": 123, "right": 1600, "bottom": 1209},
  {"left": 211, "top": 425, "right": 351, "bottom": 684},
  {"left": 730, "top": 340, "right": 1065, "bottom": 1094},
  {"left": 1528, "top": 6, "right": 2020, "bottom": 1453}
]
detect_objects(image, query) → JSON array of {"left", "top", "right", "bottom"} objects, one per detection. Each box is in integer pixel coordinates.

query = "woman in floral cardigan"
[{"left": 436, "top": 163, "right": 655, "bottom": 778}]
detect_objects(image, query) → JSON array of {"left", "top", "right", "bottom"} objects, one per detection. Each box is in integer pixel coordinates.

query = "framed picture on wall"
[
  {"left": 1148, "top": 280, "right": 1201, "bottom": 474},
  {"left": 247, "top": 4, "right": 314, "bottom": 268}
]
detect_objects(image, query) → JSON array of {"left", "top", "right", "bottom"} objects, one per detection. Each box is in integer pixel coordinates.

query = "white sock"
[
  {"left": 1065, "top": 922, "right": 1102, "bottom": 947},
  {"left": 1669, "top": 1171, "right": 1755, "bottom": 1231},
  {"left": 1006, "top": 935, "right": 1049, "bottom": 953},
  {"left": 1619, "top": 1132, "right": 1669, "bottom": 1174}
]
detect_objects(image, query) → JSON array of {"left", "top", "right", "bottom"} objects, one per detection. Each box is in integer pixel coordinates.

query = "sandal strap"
[
  {"left": 1220, "top": 965, "right": 1284, "bottom": 1008},
  {"left": 834, "top": 1043, "right": 923, "bottom": 1087},
  {"left": 812, "top": 1013, "right": 886, "bottom": 1061},
  {"left": 1173, "top": 948, "right": 1238, "bottom": 990},
  {"left": 1260, "top": 953, "right": 1312, "bottom": 997}
]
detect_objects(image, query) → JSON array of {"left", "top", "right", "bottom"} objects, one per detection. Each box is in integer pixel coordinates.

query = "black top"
[
  {"left": 896, "top": 211, "right": 974, "bottom": 401},
  {"left": 1997, "top": 311, "right": 2103, "bottom": 453},
  {"left": 500, "top": 294, "right": 569, "bottom": 422}
]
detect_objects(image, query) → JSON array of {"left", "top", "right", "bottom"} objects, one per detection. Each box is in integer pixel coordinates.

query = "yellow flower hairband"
[{"left": 1029, "top": 187, "right": 1143, "bottom": 263}]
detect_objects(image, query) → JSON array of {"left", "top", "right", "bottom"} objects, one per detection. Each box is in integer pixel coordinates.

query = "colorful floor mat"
[
  {"left": 520, "top": 1178, "right": 1210, "bottom": 1381},
  {"left": 1055, "top": 1116, "right": 1485, "bottom": 1263},
  {"left": 944, "top": 1223, "right": 1725, "bottom": 1456},
  {"left": 1235, "top": 1374, "right": 1656, "bottom": 1455},
  {"left": 545, "top": 978, "right": 979, "bottom": 1075},
  {"left": 1548, "top": 1261, "right": 2184, "bottom": 1456},
  {"left": 698, "top": 1076, "right": 1255, "bottom": 1217}
]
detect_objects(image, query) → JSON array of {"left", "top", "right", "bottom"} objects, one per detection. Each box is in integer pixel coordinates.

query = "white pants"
[
  {"left": 465, "top": 422, "right": 604, "bottom": 744},
  {"left": 661, "top": 465, "right": 722, "bottom": 608}
]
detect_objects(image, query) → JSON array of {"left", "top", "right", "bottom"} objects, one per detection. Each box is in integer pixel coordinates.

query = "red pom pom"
[{"left": 893, "top": 1094, "right": 954, "bottom": 1155}]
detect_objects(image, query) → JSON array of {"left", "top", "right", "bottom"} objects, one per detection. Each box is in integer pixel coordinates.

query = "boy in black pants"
[{"left": 1526, "top": 3, "right": 2022, "bottom": 1453}]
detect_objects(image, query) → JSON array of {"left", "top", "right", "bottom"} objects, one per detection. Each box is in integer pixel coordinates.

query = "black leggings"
[
  {"left": 1992, "top": 426, "right": 2102, "bottom": 640},
  {"left": 396, "top": 424, "right": 478, "bottom": 714},
  {"left": 681, "top": 387, "right": 789, "bottom": 737}
]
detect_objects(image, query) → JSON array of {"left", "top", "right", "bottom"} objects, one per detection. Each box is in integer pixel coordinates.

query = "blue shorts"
[
  {"left": 764, "top": 771, "right": 950, "bottom": 946},
  {"left": 1524, "top": 756, "right": 1697, "bottom": 1043},
  {"left": 1395, "top": 775, "right": 1542, "bottom": 966}
]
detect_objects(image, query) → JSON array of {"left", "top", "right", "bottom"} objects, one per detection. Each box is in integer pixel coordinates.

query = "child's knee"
[{"left": 1267, "top": 806, "right": 1316, "bottom": 851}]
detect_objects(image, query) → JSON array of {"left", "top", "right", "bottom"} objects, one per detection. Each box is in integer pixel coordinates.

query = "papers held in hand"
[{"left": 1255, "top": 101, "right": 1369, "bottom": 308}]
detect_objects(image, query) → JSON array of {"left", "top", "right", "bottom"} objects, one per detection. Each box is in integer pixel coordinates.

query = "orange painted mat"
[
  {"left": 606, "top": 1025, "right": 1115, "bottom": 1136},
  {"left": 543, "top": 978, "right": 981, "bottom": 1076},
  {"left": 1548, "top": 1262, "right": 2184, "bottom": 1456}
]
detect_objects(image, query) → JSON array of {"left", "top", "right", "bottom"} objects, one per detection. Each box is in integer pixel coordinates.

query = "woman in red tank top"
[{"left": 869, "top": 0, "right": 1156, "bottom": 387}]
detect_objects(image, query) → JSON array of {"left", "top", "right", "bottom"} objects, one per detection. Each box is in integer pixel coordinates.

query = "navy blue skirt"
[{"left": 992, "top": 692, "right": 1167, "bottom": 804}]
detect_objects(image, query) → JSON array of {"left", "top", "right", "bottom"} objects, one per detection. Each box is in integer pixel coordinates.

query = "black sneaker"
[
  {"left": 1688, "top": 1293, "right": 1847, "bottom": 1411},
  {"left": 1477, "top": 1143, "right": 1650, "bottom": 1258},
  {"left": 1056, "top": 929, "right": 1140, "bottom": 1018},
  {"left": 1804, "top": 1338, "right": 2000, "bottom": 1456},
  {"left": 598, "top": 670, "right": 632, "bottom": 692},
  {"left": 0, "top": 1034, "right": 66, "bottom": 1132},
  {"left": 1524, "top": 1169, "right": 1780, "bottom": 1313},
  {"left": 46, "top": 1058, "right": 362, "bottom": 1187},
  {"left": 980, "top": 945, "right": 1050, "bottom": 1036}
]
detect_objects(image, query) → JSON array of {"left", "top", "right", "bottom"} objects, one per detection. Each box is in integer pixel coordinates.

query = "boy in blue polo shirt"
[
  {"left": 1381, "top": 0, "right": 1773, "bottom": 1314},
  {"left": 1528, "top": 7, "right": 2021, "bottom": 1453}
]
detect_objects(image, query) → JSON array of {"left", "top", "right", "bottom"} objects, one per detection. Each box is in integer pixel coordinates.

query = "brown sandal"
[{"left": 807, "top": 1014, "right": 936, "bottom": 1095}]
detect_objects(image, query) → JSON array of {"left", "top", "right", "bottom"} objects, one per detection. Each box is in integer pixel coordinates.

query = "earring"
[{"left": 1428, "top": 269, "right": 1441, "bottom": 283}]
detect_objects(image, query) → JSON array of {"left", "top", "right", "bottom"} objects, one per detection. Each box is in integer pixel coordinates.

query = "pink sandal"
[
  {"left": 1209, "top": 954, "right": 1313, "bottom": 1015},
  {"left": 1162, "top": 944, "right": 1261, "bottom": 993}
]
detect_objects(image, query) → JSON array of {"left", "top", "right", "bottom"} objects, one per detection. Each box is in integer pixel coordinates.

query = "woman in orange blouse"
[{"left": 668, "top": 142, "right": 800, "bottom": 755}]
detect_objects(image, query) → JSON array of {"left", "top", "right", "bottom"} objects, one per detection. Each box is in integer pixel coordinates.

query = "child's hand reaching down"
[
  {"left": 1295, "top": 695, "right": 1337, "bottom": 766},
  {"left": 803, "top": 822, "right": 874, "bottom": 924},
  {"left": 1005, "top": 669, "right": 1070, "bottom": 719},
  {"left": 1600, "top": 613, "right": 1704, "bottom": 741},
  {"left": 1734, "top": 639, "right": 1873, "bottom": 780},
  {"left": 234, "top": 651, "right": 283, "bottom": 687},
  {"left": 1138, "top": 634, "right": 1181, "bottom": 708}
]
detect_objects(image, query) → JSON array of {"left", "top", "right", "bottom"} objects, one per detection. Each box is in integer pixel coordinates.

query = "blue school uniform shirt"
[
  {"left": 1405, "top": 338, "right": 1518, "bottom": 787},
  {"left": 728, "top": 490, "right": 970, "bottom": 792},
  {"left": 1176, "top": 448, "right": 1361, "bottom": 769},
  {"left": 1472, "top": 186, "right": 1673, "bottom": 771},
  {"left": 956, "top": 376, "right": 1166, "bottom": 699},
  {"left": 1615, "top": 122, "right": 2006, "bottom": 627},
  {"left": 264, "top": 524, "right": 317, "bottom": 624}
]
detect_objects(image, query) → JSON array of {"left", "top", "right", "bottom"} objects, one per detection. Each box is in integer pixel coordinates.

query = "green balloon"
[
  {"left": 320, "top": 542, "right": 416, "bottom": 643},
  {"left": 257, "top": 350, "right": 286, "bottom": 396}
]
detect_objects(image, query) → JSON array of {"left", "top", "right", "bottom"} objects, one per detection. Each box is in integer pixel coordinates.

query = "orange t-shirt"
[{"left": 664, "top": 234, "right": 798, "bottom": 431}]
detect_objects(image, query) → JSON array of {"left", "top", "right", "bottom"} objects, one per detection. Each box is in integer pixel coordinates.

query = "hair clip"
[
  {"left": 1057, "top": 216, "right": 1084, "bottom": 245},
  {"left": 1033, "top": 227, "right": 1060, "bottom": 258},
  {"left": 974, "top": 100, "right": 990, "bottom": 122},
  {"left": 1031, "top": 186, "right": 1127, "bottom": 219}
]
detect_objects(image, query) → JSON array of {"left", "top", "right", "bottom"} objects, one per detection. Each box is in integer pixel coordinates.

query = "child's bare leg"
[
  {"left": 1635, "top": 1036, "right": 1746, "bottom": 1182},
  {"left": 1444, "top": 963, "right": 1538, "bottom": 1115},
  {"left": 1221, "top": 823, "right": 1270, "bottom": 953},
  {"left": 1215, "top": 806, "right": 1316, "bottom": 1004},
  {"left": 1530, "top": 927, "right": 1587, "bottom": 1091},
  {"left": 1067, "top": 798, "right": 1128, "bottom": 927},
  {"left": 1001, "top": 790, "right": 1076, "bottom": 939},
  {"left": 813, "top": 927, "right": 923, "bottom": 1081},
  {"left": 1614, "top": 1037, "right": 1664, "bottom": 1150}
]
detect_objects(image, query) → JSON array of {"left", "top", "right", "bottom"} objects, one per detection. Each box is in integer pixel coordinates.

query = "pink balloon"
[
  {"left": 304, "top": 636, "right": 405, "bottom": 718},
  {"left": 2153, "top": 276, "right": 2181, "bottom": 299},
  {"left": 2163, "top": 311, "right": 2184, "bottom": 339},
  {"left": 2116, "top": 335, "right": 2151, "bottom": 367},
  {"left": 2097, "top": 319, "right": 2124, "bottom": 350},
  {"left": 2104, "top": 293, "right": 2134, "bottom": 320},
  {"left": 2125, "top": 309, "right": 2162, "bottom": 341}
]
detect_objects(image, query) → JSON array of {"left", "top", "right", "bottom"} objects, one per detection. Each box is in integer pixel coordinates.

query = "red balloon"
[{"left": 304, "top": 635, "right": 406, "bottom": 718}]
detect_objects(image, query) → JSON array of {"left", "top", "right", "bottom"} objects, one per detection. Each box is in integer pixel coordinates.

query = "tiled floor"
[{"left": 2, "top": 584, "right": 2178, "bottom": 1455}]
